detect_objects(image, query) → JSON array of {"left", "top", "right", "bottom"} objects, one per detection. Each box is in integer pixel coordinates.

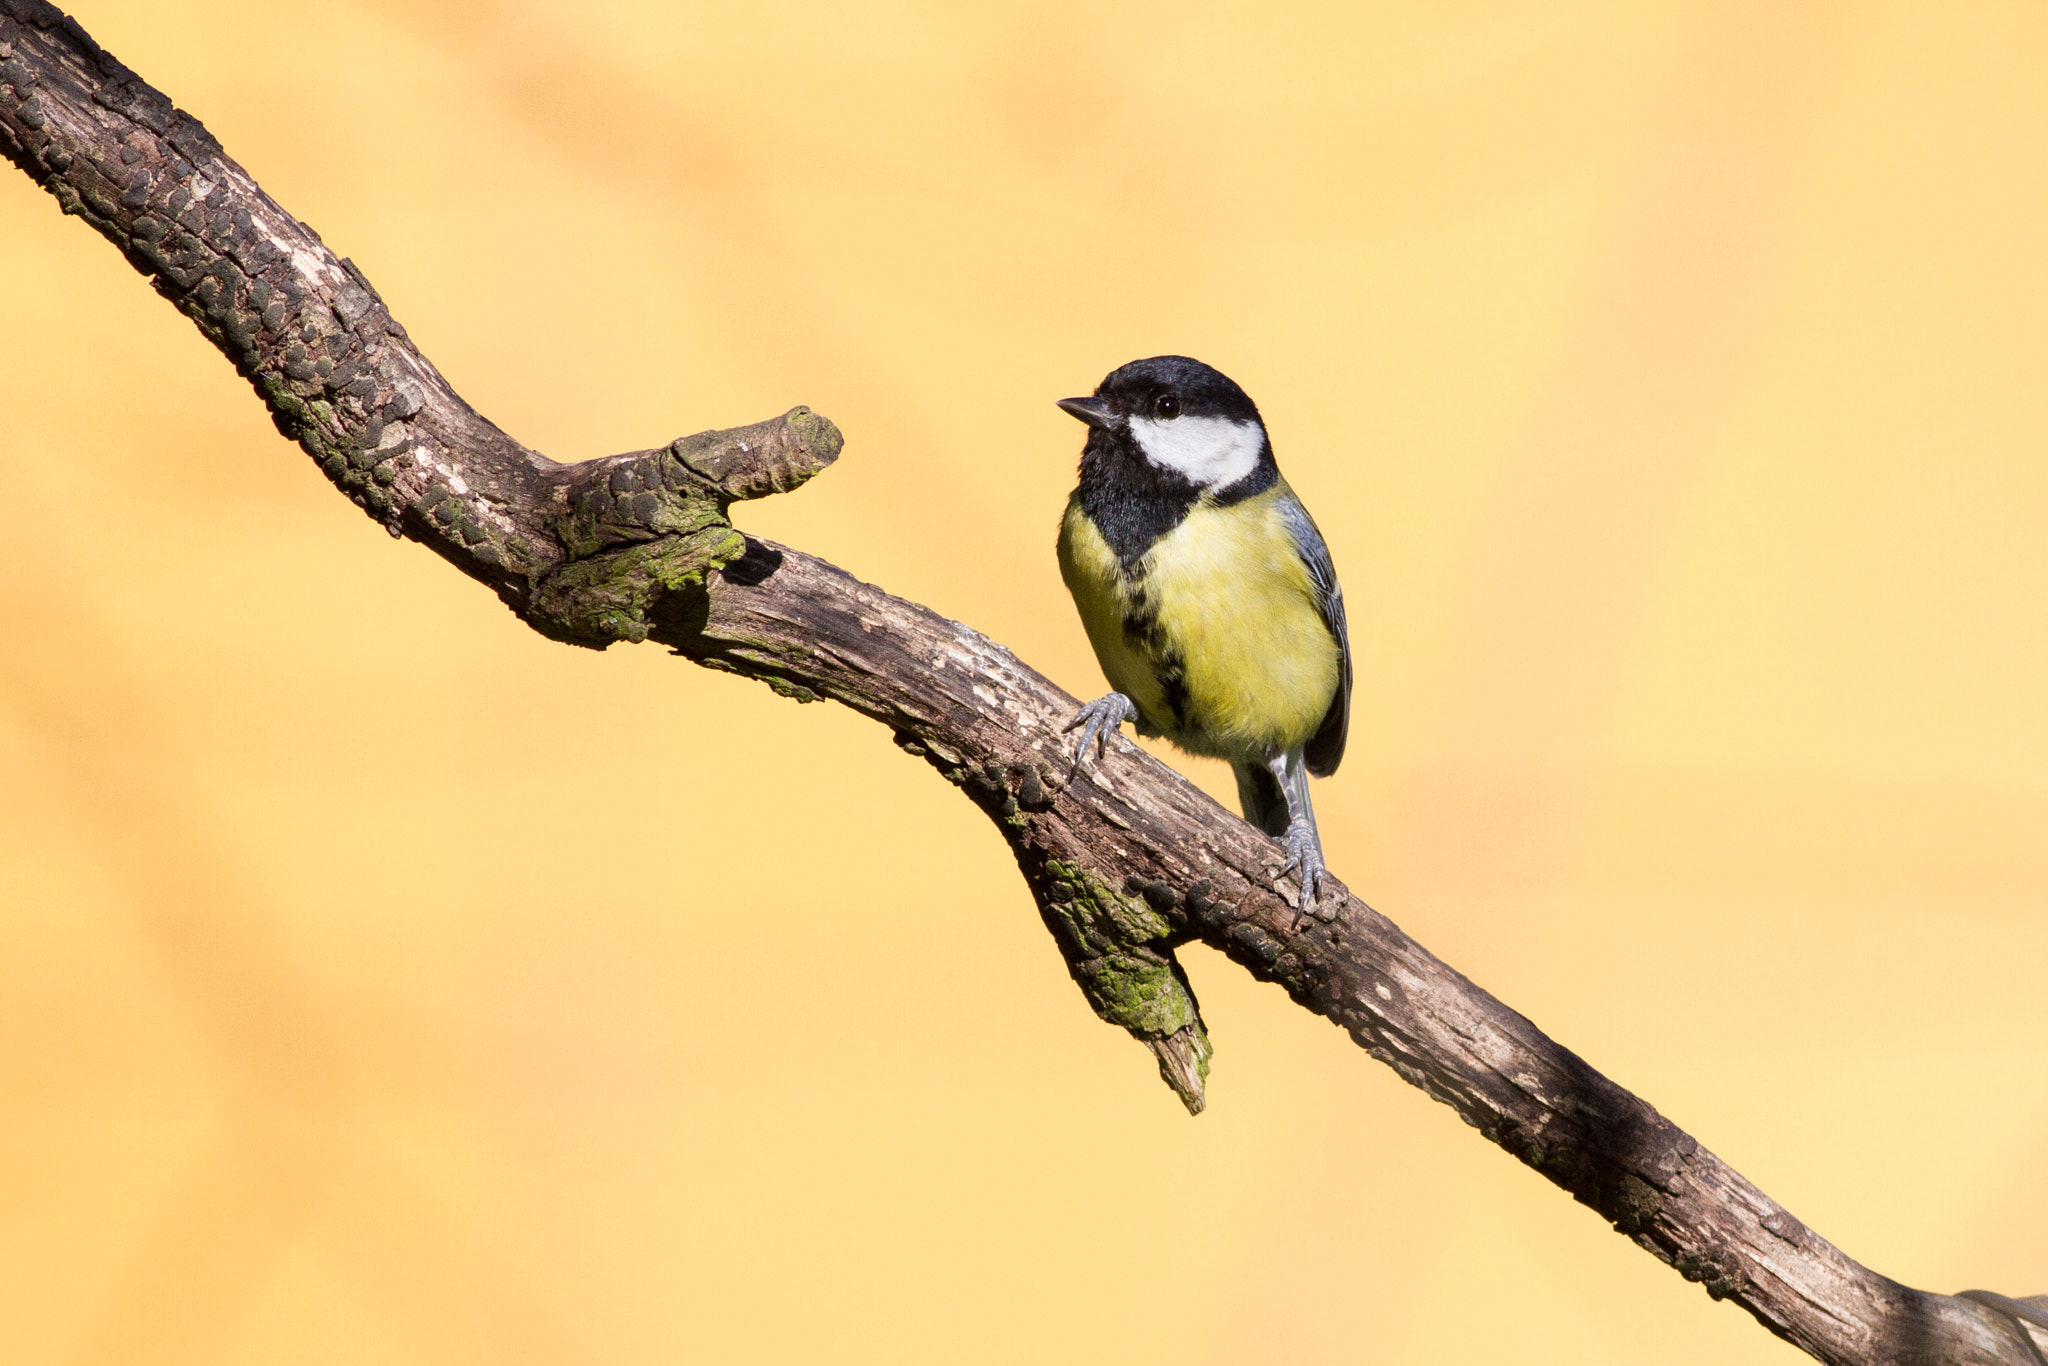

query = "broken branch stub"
[{"left": 524, "top": 408, "right": 842, "bottom": 649}]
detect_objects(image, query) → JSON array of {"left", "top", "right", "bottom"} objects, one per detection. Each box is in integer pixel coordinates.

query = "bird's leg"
[
  {"left": 1062, "top": 692, "right": 1138, "bottom": 763},
  {"left": 1265, "top": 748, "right": 1333, "bottom": 916}
]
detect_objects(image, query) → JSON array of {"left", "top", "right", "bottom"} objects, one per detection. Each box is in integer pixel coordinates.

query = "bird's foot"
[
  {"left": 1273, "top": 823, "right": 1334, "bottom": 919},
  {"left": 1062, "top": 692, "right": 1137, "bottom": 764}
]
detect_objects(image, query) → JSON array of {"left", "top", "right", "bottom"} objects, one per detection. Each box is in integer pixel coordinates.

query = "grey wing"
[{"left": 1279, "top": 492, "right": 1352, "bottom": 778}]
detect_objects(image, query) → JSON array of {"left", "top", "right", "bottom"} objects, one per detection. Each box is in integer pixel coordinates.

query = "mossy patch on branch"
[
  {"left": 525, "top": 523, "right": 744, "bottom": 648},
  {"left": 1039, "top": 858, "right": 1210, "bottom": 1098}
]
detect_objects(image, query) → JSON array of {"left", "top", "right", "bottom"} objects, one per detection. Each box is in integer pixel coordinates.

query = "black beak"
[{"left": 1056, "top": 396, "right": 1115, "bottom": 430}]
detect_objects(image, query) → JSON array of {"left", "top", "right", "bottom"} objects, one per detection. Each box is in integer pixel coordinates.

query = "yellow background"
[{"left": 2, "top": 2, "right": 2044, "bottom": 1362}]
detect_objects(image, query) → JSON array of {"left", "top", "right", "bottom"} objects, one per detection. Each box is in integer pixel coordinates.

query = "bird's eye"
[{"left": 1155, "top": 394, "right": 1181, "bottom": 420}]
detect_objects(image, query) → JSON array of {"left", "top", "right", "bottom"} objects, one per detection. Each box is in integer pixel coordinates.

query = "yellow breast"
[{"left": 1057, "top": 483, "right": 1339, "bottom": 763}]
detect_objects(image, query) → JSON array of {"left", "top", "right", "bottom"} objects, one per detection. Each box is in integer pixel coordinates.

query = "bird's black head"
[
  {"left": 1057, "top": 355, "right": 1273, "bottom": 496},
  {"left": 1074, "top": 355, "right": 1263, "bottom": 429}
]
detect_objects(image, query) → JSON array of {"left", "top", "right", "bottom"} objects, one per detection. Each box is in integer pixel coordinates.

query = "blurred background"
[{"left": 2, "top": 1, "right": 2044, "bottom": 1362}]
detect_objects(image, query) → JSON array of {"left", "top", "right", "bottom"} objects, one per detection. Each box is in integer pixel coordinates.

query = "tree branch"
[{"left": 1, "top": 4, "right": 2040, "bottom": 1363}]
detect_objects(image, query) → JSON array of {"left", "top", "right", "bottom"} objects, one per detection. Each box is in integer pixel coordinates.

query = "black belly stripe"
[
  {"left": 1117, "top": 579, "right": 1192, "bottom": 733},
  {"left": 1155, "top": 659, "right": 1191, "bottom": 732}
]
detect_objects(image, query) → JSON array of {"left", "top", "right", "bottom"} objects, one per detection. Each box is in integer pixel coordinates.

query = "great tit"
[{"left": 1056, "top": 355, "right": 1352, "bottom": 909}]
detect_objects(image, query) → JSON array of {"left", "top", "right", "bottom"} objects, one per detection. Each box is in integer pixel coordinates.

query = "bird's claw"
[
  {"left": 1063, "top": 692, "right": 1138, "bottom": 764},
  {"left": 1273, "top": 825, "right": 1333, "bottom": 918}
]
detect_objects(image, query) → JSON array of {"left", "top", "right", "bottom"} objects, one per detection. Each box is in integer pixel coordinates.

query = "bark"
[{"left": 0, "top": 5, "right": 2041, "bottom": 1363}]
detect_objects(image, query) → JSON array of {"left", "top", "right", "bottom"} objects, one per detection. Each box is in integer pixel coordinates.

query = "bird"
[{"left": 1054, "top": 355, "right": 1352, "bottom": 911}]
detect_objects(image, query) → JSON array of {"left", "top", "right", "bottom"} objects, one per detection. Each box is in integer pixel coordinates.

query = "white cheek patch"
[{"left": 1128, "top": 415, "right": 1264, "bottom": 489}]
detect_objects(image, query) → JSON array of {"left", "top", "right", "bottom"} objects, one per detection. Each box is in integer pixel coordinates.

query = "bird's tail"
[{"left": 1232, "top": 761, "right": 1293, "bottom": 839}]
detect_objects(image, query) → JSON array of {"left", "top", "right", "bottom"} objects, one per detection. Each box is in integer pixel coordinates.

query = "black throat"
[{"left": 1072, "top": 429, "right": 1278, "bottom": 570}]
